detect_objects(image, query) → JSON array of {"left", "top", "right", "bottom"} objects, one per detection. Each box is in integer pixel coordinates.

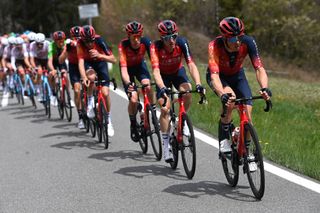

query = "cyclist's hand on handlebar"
[
  {"left": 159, "top": 87, "right": 169, "bottom": 99},
  {"left": 220, "top": 93, "right": 235, "bottom": 107},
  {"left": 196, "top": 84, "right": 205, "bottom": 95},
  {"left": 260, "top": 87, "right": 272, "bottom": 101},
  {"left": 125, "top": 82, "right": 136, "bottom": 93},
  {"left": 82, "top": 77, "right": 90, "bottom": 87}
]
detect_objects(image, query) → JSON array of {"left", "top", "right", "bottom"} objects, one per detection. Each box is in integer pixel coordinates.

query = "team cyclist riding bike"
[
  {"left": 119, "top": 21, "right": 155, "bottom": 142},
  {"left": 150, "top": 20, "right": 205, "bottom": 163},
  {"left": 206, "top": 17, "right": 272, "bottom": 155},
  {"left": 77, "top": 25, "right": 117, "bottom": 137}
]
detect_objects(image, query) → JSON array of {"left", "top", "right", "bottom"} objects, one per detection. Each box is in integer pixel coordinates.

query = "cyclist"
[
  {"left": 1, "top": 36, "right": 16, "bottom": 94},
  {"left": 0, "top": 36, "right": 9, "bottom": 90},
  {"left": 119, "top": 21, "right": 154, "bottom": 142},
  {"left": 47, "top": 31, "right": 70, "bottom": 106},
  {"left": 29, "top": 33, "right": 50, "bottom": 100},
  {"left": 10, "top": 37, "right": 32, "bottom": 86},
  {"left": 59, "top": 26, "right": 85, "bottom": 129},
  {"left": 77, "top": 25, "right": 117, "bottom": 136},
  {"left": 150, "top": 20, "right": 205, "bottom": 162},
  {"left": 206, "top": 17, "right": 272, "bottom": 154}
]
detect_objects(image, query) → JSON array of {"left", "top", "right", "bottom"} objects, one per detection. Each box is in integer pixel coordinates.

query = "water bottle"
[{"left": 232, "top": 127, "right": 240, "bottom": 144}]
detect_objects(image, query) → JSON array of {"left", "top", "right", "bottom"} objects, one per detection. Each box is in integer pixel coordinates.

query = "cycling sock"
[
  {"left": 161, "top": 132, "right": 169, "bottom": 149},
  {"left": 151, "top": 104, "right": 156, "bottom": 111},
  {"left": 218, "top": 120, "right": 231, "bottom": 141},
  {"left": 78, "top": 110, "right": 83, "bottom": 119},
  {"left": 129, "top": 114, "right": 136, "bottom": 125}
]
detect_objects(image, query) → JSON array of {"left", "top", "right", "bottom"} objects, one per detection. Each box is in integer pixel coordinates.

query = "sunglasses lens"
[{"left": 162, "top": 33, "right": 178, "bottom": 41}]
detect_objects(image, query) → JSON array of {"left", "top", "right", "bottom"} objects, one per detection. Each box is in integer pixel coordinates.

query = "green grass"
[{"left": 109, "top": 49, "right": 320, "bottom": 180}]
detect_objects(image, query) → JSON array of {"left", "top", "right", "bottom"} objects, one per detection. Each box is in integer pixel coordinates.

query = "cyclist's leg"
[
  {"left": 84, "top": 62, "right": 96, "bottom": 119},
  {"left": 174, "top": 66, "right": 192, "bottom": 111},
  {"left": 138, "top": 60, "right": 155, "bottom": 106},
  {"left": 69, "top": 63, "right": 82, "bottom": 119}
]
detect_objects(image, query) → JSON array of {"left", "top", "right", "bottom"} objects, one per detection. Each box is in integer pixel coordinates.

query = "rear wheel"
[
  {"left": 100, "top": 101, "right": 109, "bottom": 149},
  {"left": 56, "top": 87, "right": 64, "bottom": 119},
  {"left": 137, "top": 111, "right": 148, "bottom": 154},
  {"left": 180, "top": 114, "right": 196, "bottom": 179},
  {"left": 147, "top": 105, "right": 162, "bottom": 160},
  {"left": 96, "top": 104, "right": 102, "bottom": 143},
  {"left": 169, "top": 134, "right": 179, "bottom": 170},
  {"left": 220, "top": 123, "right": 239, "bottom": 187},
  {"left": 28, "top": 85, "right": 37, "bottom": 109},
  {"left": 64, "top": 88, "right": 72, "bottom": 122},
  {"left": 245, "top": 123, "right": 265, "bottom": 200},
  {"left": 44, "top": 84, "right": 51, "bottom": 119}
]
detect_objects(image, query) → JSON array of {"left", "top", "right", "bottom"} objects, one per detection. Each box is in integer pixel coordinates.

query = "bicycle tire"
[
  {"left": 244, "top": 123, "right": 265, "bottom": 200},
  {"left": 15, "top": 85, "right": 21, "bottom": 104},
  {"left": 96, "top": 104, "right": 102, "bottom": 143},
  {"left": 88, "top": 119, "right": 96, "bottom": 138},
  {"left": 28, "top": 84, "right": 37, "bottom": 109},
  {"left": 180, "top": 114, "right": 196, "bottom": 179},
  {"left": 100, "top": 101, "right": 109, "bottom": 149},
  {"left": 20, "top": 89, "right": 24, "bottom": 105},
  {"left": 147, "top": 105, "right": 162, "bottom": 160},
  {"left": 80, "top": 90, "right": 90, "bottom": 133},
  {"left": 64, "top": 88, "right": 72, "bottom": 122},
  {"left": 136, "top": 109, "right": 148, "bottom": 154},
  {"left": 169, "top": 133, "right": 179, "bottom": 170},
  {"left": 56, "top": 87, "right": 64, "bottom": 119},
  {"left": 45, "top": 84, "right": 51, "bottom": 119}
]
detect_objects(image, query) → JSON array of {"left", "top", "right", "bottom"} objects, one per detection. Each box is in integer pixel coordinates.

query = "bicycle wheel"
[
  {"left": 64, "top": 88, "right": 72, "bottom": 122},
  {"left": 169, "top": 133, "right": 179, "bottom": 170},
  {"left": 244, "top": 123, "right": 265, "bottom": 200},
  {"left": 136, "top": 109, "right": 148, "bottom": 154},
  {"left": 96, "top": 104, "right": 102, "bottom": 143},
  {"left": 100, "top": 101, "right": 109, "bottom": 149},
  {"left": 89, "top": 119, "right": 96, "bottom": 137},
  {"left": 180, "top": 114, "right": 196, "bottom": 179},
  {"left": 80, "top": 90, "right": 90, "bottom": 133},
  {"left": 147, "top": 105, "right": 162, "bottom": 160},
  {"left": 15, "top": 85, "right": 21, "bottom": 104},
  {"left": 56, "top": 87, "right": 64, "bottom": 119},
  {"left": 220, "top": 123, "right": 239, "bottom": 187},
  {"left": 44, "top": 84, "right": 51, "bottom": 119},
  {"left": 28, "top": 85, "right": 37, "bottom": 109},
  {"left": 20, "top": 88, "right": 24, "bottom": 105}
]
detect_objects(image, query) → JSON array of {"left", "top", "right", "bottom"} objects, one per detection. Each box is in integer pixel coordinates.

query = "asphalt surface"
[{"left": 0, "top": 90, "right": 319, "bottom": 213}]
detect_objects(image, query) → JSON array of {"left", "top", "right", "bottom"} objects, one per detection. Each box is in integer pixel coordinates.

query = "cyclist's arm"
[
  {"left": 187, "top": 62, "right": 201, "bottom": 86},
  {"left": 118, "top": 43, "right": 130, "bottom": 85},
  {"left": 256, "top": 67, "right": 268, "bottom": 89},
  {"left": 10, "top": 56, "right": 17, "bottom": 71},
  {"left": 47, "top": 56, "right": 55, "bottom": 71},
  {"left": 97, "top": 53, "right": 117, "bottom": 64},
  {"left": 153, "top": 67, "right": 165, "bottom": 89},
  {"left": 150, "top": 42, "right": 165, "bottom": 89},
  {"left": 30, "top": 57, "right": 36, "bottom": 68},
  {"left": 210, "top": 72, "right": 224, "bottom": 97},
  {"left": 1, "top": 56, "right": 6, "bottom": 69},
  {"left": 78, "top": 58, "right": 87, "bottom": 80},
  {"left": 59, "top": 45, "right": 68, "bottom": 64},
  {"left": 24, "top": 56, "right": 32, "bottom": 69}
]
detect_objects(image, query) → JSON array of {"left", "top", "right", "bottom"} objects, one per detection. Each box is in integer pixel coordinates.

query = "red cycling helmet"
[
  {"left": 219, "top": 17, "right": 244, "bottom": 38},
  {"left": 70, "top": 26, "right": 82, "bottom": 39},
  {"left": 157, "top": 20, "right": 178, "bottom": 36},
  {"left": 53, "top": 31, "right": 66, "bottom": 41},
  {"left": 80, "top": 25, "right": 96, "bottom": 41},
  {"left": 125, "top": 21, "right": 143, "bottom": 36}
]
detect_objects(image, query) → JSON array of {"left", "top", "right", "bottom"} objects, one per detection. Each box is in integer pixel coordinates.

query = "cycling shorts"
[
  {"left": 68, "top": 63, "right": 81, "bottom": 85},
  {"left": 53, "top": 60, "right": 67, "bottom": 72},
  {"left": 84, "top": 61, "right": 110, "bottom": 87},
  {"left": 156, "top": 66, "right": 190, "bottom": 99},
  {"left": 206, "top": 68, "right": 253, "bottom": 105}
]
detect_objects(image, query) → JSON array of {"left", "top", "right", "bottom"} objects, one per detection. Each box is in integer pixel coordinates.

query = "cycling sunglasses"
[
  {"left": 228, "top": 36, "right": 240, "bottom": 43},
  {"left": 161, "top": 33, "right": 178, "bottom": 42},
  {"left": 36, "top": 42, "right": 44, "bottom": 46}
]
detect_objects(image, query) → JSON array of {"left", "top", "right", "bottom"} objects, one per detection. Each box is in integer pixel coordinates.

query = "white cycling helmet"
[
  {"left": 35, "top": 33, "right": 45, "bottom": 43},
  {"left": 15, "top": 37, "right": 24, "bottom": 45},
  {"left": 8, "top": 36, "right": 16, "bottom": 45},
  {"left": 1, "top": 37, "right": 9, "bottom": 46},
  {"left": 28, "top": 32, "right": 37, "bottom": 41}
]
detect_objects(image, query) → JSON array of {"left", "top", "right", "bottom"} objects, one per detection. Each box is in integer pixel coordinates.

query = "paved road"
[{"left": 0, "top": 91, "right": 319, "bottom": 213}]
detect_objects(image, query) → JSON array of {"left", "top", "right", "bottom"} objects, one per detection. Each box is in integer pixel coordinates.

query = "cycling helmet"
[
  {"left": 8, "top": 36, "right": 16, "bottom": 45},
  {"left": 157, "top": 20, "right": 178, "bottom": 36},
  {"left": 125, "top": 21, "right": 143, "bottom": 35},
  {"left": 219, "top": 17, "right": 244, "bottom": 38},
  {"left": 1, "top": 37, "right": 8, "bottom": 46},
  {"left": 53, "top": 31, "right": 66, "bottom": 41},
  {"left": 70, "top": 26, "right": 81, "bottom": 38},
  {"left": 15, "top": 37, "right": 24, "bottom": 45},
  {"left": 80, "top": 25, "right": 96, "bottom": 41},
  {"left": 35, "top": 33, "right": 45, "bottom": 43},
  {"left": 27, "top": 32, "right": 37, "bottom": 41}
]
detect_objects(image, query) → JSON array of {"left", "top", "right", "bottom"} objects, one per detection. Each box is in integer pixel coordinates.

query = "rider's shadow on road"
[
  {"left": 51, "top": 140, "right": 105, "bottom": 150},
  {"left": 163, "top": 180, "right": 256, "bottom": 202},
  {"left": 88, "top": 150, "right": 157, "bottom": 163},
  {"left": 113, "top": 164, "right": 187, "bottom": 180}
]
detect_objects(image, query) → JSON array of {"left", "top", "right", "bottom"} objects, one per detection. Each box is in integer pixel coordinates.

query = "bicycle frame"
[
  {"left": 24, "top": 70, "right": 35, "bottom": 96},
  {"left": 139, "top": 85, "right": 152, "bottom": 130},
  {"left": 238, "top": 104, "right": 249, "bottom": 158},
  {"left": 41, "top": 70, "right": 52, "bottom": 97},
  {"left": 58, "top": 71, "right": 67, "bottom": 103}
]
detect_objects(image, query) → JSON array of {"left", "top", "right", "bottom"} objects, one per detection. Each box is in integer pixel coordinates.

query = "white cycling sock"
[{"left": 161, "top": 132, "right": 170, "bottom": 149}]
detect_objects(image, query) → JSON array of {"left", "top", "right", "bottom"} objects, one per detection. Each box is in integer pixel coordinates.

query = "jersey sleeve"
[
  {"left": 141, "top": 37, "right": 152, "bottom": 59},
  {"left": 48, "top": 42, "right": 54, "bottom": 58},
  {"left": 245, "top": 36, "right": 263, "bottom": 70},
  {"left": 208, "top": 40, "right": 220, "bottom": 74},
  {"left": 177, "top": 37, "right": 194, "bottom": 64},
  {"left": 96, "top": 37, "right": 112, "bottom": 56},
  {"left": 118, "top": 42, "right": 127, "bottom": 67},
  {"left": 150, "top": 43, "right": 159, "bottom": 70},
  {"left": 23, "top": 44, "right": 29, "bottom": 57}
]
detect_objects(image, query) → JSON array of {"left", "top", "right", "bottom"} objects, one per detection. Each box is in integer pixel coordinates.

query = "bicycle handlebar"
[
  {"left": 161, "top": 89, "right": 207, "bottom": 107},
  {"left": 80, "top": 78, "right": 117, "bottom": 90},
  {"left": 221, "top": 95, "right": 272, "bottom": 118}
]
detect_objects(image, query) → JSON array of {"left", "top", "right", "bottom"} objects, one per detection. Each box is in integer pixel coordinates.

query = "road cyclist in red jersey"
[
  {"left": 150, "top": 20, "right": 205, "bottom": 163},
  {"left": 119, "top": 21, "right": 155, "bottom": 142},
  {"left": 77, "top": 25, "right": 117, "bottom": 137},
  {"left": 206, "top": 17, "right": 272, "bottom": 165}
]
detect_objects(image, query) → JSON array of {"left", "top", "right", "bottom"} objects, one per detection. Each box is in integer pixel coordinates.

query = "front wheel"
[
  {"left": 56, "top": 87, "right": 64, "bottom": 119},
  {"left": 100, "top": 101, "right": 109, "bottom": 149},
  {"left": 147, "top": 105, "right": 162, "bottom": 161},
  {"left": 64, "top": 88, "right": 72, "bottom": 122},
  {"left": 245, "top": 123, "right": 265, "bottom": 200},
  {"left": 136, "top": 109, "right": 148, "bottom": 154},
  {"left": 180, "top": 114, "right": 196, "bottom": 179}
]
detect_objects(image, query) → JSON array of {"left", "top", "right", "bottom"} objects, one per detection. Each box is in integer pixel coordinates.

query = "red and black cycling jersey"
[
  {"left": 150, "top": 36, "right": 194, "bottom": 75},
  {"left": 77, "top": 35, "right": 113, "bottom": 62},
  {"left": 67, "top": 39, "right": 78, "bottom": 64},
  {"left": 118, "top": 37, "right": 151, "bottom": 67},
  {"left": 208, "top": 35, "right": 263, "bottom": 76}
]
